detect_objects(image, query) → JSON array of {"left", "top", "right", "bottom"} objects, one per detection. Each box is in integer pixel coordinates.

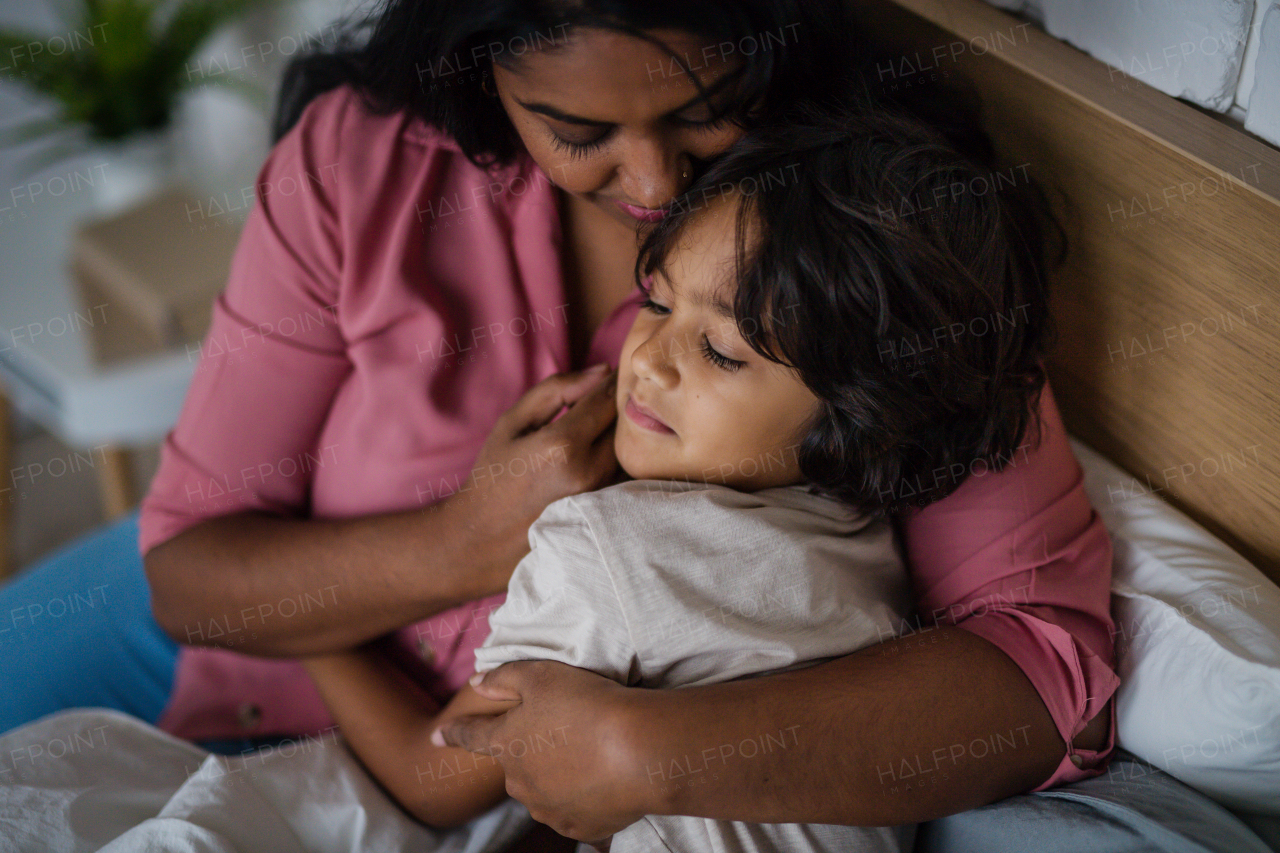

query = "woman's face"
[
  {"left": 492, "top": 27, "right": 748, "bottom": 232},
  {"left": 614, "top": 193, "right": 820, "bottom": 489}
]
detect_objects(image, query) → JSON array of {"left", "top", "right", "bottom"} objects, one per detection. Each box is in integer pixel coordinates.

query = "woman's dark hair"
[
  {"left": 639, "top": 86, "right": 1061, "bottom": 518},
  {"left": 272, "top": 0, "right": 862, "bottom": 163}
]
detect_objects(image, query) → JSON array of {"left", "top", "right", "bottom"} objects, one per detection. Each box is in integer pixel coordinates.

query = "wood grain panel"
[{"left": 855, "top": 0, "right": 1280, "bottom": 580}]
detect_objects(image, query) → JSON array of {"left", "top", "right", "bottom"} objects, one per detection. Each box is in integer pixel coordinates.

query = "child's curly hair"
[{"left": 637, "top": 84, "right": 1061, "bottom": 518}]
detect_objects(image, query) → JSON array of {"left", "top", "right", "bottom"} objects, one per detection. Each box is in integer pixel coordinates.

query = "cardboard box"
[{"left": 71, "top": 188, "right": 243, "bottom": 365}]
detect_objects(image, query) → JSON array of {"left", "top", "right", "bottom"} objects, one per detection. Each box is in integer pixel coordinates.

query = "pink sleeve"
[
  {"left": 898, "top": 382, "right": 1120, "bottom": 790},
  {"left": 138, "top": 89, "right": 353, "bottom": 555}
]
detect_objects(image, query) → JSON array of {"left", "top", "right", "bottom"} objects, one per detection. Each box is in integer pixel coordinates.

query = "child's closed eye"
[
  {"left": 639, "top": 297, "right": 670, "bottom": 315},
  {"left": 701, "top": 336, "right": 744, "bottom": 372}
]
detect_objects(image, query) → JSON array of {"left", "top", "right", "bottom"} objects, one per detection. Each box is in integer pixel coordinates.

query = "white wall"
[
  {"left": 174, "top": 0, "right": 365, "bottom": 197},
  {"left": 979, "top": 0, "right": 1280, "bottom": 147}
]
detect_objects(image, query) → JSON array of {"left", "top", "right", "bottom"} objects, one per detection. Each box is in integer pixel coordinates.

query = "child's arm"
[{"left": 302, "top": 649, "right": 514, "bottom": 828}]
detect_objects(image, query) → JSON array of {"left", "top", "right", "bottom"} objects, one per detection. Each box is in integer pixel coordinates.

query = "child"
[{"left": 303, "top": 95, "right": 1053, "bottom": 853}]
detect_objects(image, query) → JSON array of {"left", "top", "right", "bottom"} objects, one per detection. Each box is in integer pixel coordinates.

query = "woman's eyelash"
[
  {"left": 639, "top": 297, "right": 669, "bottom": 315},
  {"left": 702, "top": 336, "right": 744, "bottom": 372},
  {"left": 549, "top": 130, "right": 610, "bottom": 159}
]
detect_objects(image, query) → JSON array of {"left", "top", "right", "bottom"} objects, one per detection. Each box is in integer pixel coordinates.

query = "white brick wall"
[
  {"left": 1244, "top": 3, "right": 1280, "bottom": 141},
  {"left": 1042, "top": 0, "right": 1252, "bottom": 111},
  {"left": 1234, "top": 0, "right": 1272, "bottom": 109},
  {"left": 979, "top": 0, "right": 1280, "bottom": 147},
  {"left": 983, "top": 0, "right": 1046, "bottom": 21}
]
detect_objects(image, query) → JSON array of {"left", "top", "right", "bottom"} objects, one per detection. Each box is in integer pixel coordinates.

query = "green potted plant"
[{"left": 1, "top": 0, "right": 270, "bottom": 211}]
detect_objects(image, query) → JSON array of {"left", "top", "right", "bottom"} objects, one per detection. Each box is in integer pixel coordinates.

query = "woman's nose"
[
  {"left": 617, "top": 135, "right": 687, "bottom": 209},
  {"left": 630, "top": 329, "right": 679, "bottom": 389}
]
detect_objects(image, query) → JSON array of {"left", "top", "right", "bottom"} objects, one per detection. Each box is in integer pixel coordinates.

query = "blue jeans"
[{"left": 0, "top": 513, "right": 178, "bottom": 734}]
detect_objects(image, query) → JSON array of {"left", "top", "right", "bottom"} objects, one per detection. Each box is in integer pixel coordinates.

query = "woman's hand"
[
  {"left": 440, "top": 631, "right": 1077, "bottom": 832},
  {"left": 457, "top": 365, "right": 620, "bottom": 593},
  {"left": 435, "top": 661, "right": 651, "bottom": 844}
]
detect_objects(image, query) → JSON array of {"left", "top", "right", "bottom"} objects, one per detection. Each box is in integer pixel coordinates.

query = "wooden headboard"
[{"left": 855, "top": 0, "right": 1280, "bottom": 582}]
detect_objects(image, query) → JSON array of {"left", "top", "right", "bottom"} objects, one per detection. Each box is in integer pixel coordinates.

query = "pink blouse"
[{"left": 139, "top": 86, "right": 1118, "bottom": 790}]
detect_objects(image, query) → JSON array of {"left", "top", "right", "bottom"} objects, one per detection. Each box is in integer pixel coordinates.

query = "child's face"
[{"left": 615, "top": 194, "right": 820, "bottom": 489}]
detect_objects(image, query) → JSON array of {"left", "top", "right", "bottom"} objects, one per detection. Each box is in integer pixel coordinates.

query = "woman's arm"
[
  {"left": 893, "top": 382, "right": 1119, "bottom": 790},
  {"left": 147, "top": 502, "right": 506, "bottom": 657},
  {"left": 145, "top": 365, "right": 618, "bottom": 657},
  {"left": 440, "top": 384, "right": 1118, "bottom": 842},
  {"left": 303, "top": 651, "right": 512, "bottom": 828},
  {"left": 444, "top": 630, "right": 1096, "bottom": 840}
]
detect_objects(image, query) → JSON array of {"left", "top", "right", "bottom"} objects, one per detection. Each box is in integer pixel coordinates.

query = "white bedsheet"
[{"left": 0, "top": 708, "right": 532, "bottom": 853}]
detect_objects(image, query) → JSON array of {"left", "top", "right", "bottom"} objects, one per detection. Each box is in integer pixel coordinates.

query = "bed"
[{"left": 2, "top": 0, "right": 1278, "bottom": 850}]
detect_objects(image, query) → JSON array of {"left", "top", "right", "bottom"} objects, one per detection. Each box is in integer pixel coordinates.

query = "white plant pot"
[{"left": 88, "top": 129, "right": 175, "bottom": 216}]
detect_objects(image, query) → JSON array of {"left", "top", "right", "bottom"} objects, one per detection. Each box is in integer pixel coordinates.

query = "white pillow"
[{"left": 1071, "top": 437, "right": 1280, "bottom": 814}]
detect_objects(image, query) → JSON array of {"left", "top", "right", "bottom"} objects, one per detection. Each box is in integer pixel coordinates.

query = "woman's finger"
[
  {"left": 434, "top": 713, "right": 506, "bottom": 753},
  {"left": 554, "top": 371, "right": 619, "bottom": 444},
  {"left": 587, "top": 424, "right": 619, "bottom": 480},
  {"left": 468, "top": 661, "right": 533, "bottom": 702},
  {"left": 499, "top": 365, "right": 611, "bottom": 435}
]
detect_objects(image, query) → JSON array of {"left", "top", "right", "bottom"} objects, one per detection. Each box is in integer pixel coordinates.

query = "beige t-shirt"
[{"left": 475, "top": 479, "right": 916, "bottom": 853}]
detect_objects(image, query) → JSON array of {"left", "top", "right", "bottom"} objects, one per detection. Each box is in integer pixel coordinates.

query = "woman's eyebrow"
[
  {"left": 515, "top": 65, "right": 746, "bottom": 127},
  {"left": 515, "top": 101, "right": 610, "bottom": 126}
]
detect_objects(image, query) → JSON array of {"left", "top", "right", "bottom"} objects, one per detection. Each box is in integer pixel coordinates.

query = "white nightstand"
[{"left": 0, "top": 191, "right": 199, "bottom": 577}]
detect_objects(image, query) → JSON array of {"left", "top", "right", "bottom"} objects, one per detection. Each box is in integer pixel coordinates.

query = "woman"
[{"left": 0, "top": 0, "right": 1117, "bottom": 845}]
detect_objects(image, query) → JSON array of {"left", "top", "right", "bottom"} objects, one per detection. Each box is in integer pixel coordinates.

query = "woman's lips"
[
  {"left": 615, "top": 201, "right": 669, "bottom": 223},
  {"left": 624, "top": 395, "right": 675, "bottom": 434}
]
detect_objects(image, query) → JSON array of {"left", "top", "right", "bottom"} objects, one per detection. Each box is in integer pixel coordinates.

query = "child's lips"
[{"left": 624, "top": 395, "right": 676, "bottom": 434}]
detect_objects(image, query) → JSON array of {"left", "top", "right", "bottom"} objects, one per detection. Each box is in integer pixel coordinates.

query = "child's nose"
[{"left": 631, "top": 331, "right": 679, "bottom": 389}]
